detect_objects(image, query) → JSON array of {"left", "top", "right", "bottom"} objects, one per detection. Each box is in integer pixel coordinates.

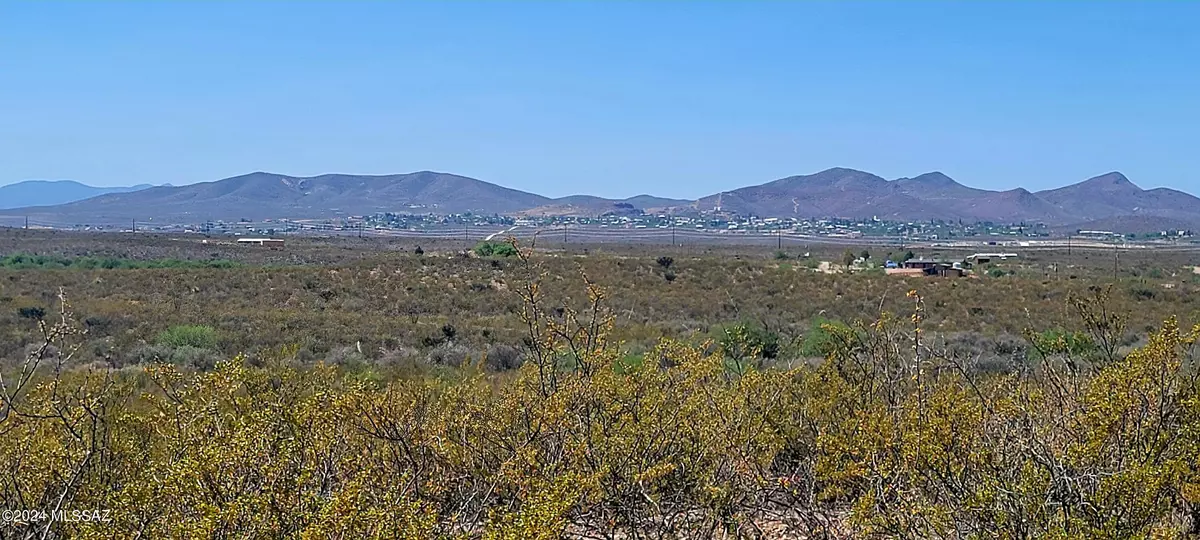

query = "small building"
[
  {"left": 236, "top": 238, "right": 284, "bottom": 248},
  {"left": 940, "top": 265, "right": 967, "bottom": 278},
  {"left": 902, "top": 259, "right": 940, "bottom": 270},
  {"left": 896, "top": 259, "right": 967, "bottom": 278}
]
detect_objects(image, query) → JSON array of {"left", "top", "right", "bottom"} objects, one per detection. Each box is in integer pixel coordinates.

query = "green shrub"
[
  {"left": 799, "top": 317, "right": 850, "bottom": 358},
  {"left": 718, "top": 322, "right": 780, "bottom": 365},
  {"left": 17, "top": 306, "right": 46, "bottom": 320},
  {"left": 1131, "top": 286, "right": 1157, "bottom": 300},
  {"left": 1029, "top": 328, "right": 1096, "bottom": 357},
  {"left": 474, "top": 241, "right": 518, "bottom": 257},
  {"left": 157, "top": 325, "right": 219, "bottom": 350}
]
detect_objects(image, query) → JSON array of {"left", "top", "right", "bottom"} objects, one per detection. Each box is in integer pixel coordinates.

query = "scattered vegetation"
[
  {"left": 4, "top": 233, "right": 1200, "bottom": 536},
  {"left": 1, "top": 253, "right": 240, "bottom": 270},
  {"left": 3, "top": 260, "right": 1200, "bottom": 538}
]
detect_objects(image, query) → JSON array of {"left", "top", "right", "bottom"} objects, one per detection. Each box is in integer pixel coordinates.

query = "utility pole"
[
  {"left": 1067, "top": 234, "right": 1072, "bottom": 256},
  {"left": 777, "top": 227, "right": 782, "bottom": 250},
  {"left": 132, "top": 219, "right": 136, "bottom": 233},
  {"left": 671, "top": 220, "right": 676, "bottom": 246},
  {"left": 24, "top": 216, "right": 28, "bottom": 230},
  {"left": 1113, "top": 241, "right": 1119, "bottom": 280}
]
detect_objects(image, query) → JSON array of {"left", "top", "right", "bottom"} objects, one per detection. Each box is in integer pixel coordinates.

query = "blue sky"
[{"left": 2, "top": 1, "right": 1198, "bottom": 198}]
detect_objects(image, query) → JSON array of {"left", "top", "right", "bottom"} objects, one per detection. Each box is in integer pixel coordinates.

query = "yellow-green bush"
[{"left": 3, "top": 263, "right": 1200, "bottom": 538}]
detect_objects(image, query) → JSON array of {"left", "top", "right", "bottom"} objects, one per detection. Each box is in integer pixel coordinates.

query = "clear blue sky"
[{"left": 2, "top": 2, "right": 1198, "bottom": 198}]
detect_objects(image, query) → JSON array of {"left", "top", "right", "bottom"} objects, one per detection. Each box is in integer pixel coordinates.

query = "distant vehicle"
[{"left": 885, "top": 260, "right": 898, "bottom": 269}]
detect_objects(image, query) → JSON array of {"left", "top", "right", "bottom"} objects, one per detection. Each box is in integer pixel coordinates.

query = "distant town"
[{"left": 25, "top": 208, "right": 1195, "bottom": 248}]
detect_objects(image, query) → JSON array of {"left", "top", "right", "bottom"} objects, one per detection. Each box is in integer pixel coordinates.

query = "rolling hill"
[
  {"left": 0, "top": 180, "right": 155, "bottom": 209},
  {"left": 1, "top": 172, "right": 553, "bottom": 224},
  {"left": 1035, "top": 172, "right": 1200, "bottom": 225},
  {"left": 2, "top": 168, "right": 1197, "bottom": 231}
]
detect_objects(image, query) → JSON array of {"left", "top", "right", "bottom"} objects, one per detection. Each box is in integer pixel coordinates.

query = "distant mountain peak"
[
  {"left": 896, "top": 171, "right": 960, "bottom": 187},
  {"left": 1082, "top": 171, "right": 1140, "bottom": 191},
  {"left": 815, "top": 167, "right": 888, "bottom": 182},
  {"left": 772, "top": 167, "right": 887, "bottom": 189},
  {"left": 821, "top": 166, "right": 872, "bottom": 175}
]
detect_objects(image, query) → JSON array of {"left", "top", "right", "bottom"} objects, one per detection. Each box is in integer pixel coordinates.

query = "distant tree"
[
  {"left": 774, "top": 250, "right": 789, "bottom": 260},
  {"left": 414, "top": 245, "right": 424, "bottom": 256},
  {"left": 860, "top": 249, "right": 871, "bottom": 260},
  {"left": 842, "top": 249, "right": 857, "bottom": 268},
  {"left": 902, "top": 250, "right": 916, "bottom": 262},
  {"left": 656, "top": 256, "right": 674, "bottom": 269},
  {"left": 475, "top": 241, "right": 517, "bottom": 257}
]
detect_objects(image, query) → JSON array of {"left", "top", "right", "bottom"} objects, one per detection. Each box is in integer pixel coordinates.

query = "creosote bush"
[{"left": 3, "top": 254, "right": 1200, "bottom": 538}]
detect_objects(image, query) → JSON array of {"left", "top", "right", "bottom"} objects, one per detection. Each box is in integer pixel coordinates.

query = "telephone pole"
[
  {"left": 1113, "top": 241, "right": 1119, "bottom": 280},
  {"left": 132, "top": 219, "right": 136, "bottom": 233},
  {"left": 777, "top": 227, "right": 782, "bottom": 250},
  {"left": 24, "top": 216, "right": 28, "bottom": 230}
]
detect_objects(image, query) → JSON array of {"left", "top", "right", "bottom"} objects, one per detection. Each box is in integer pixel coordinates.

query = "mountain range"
[
  {"left": 1, "top": 168, "right": 1197, "bottom": 231},
  {"left": 0, "top": 180, "right": 157, "bottom": 210},
  {"left": 694, "top": 168, "right": 1200, "bottom": 228}
]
